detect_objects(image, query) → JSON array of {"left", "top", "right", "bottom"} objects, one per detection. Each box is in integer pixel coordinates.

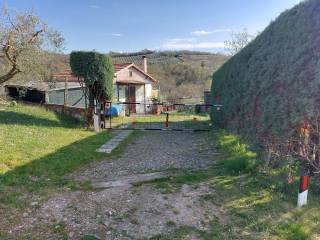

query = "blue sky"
[{"left": 4, "top": 0, "right": 303, "bottom": 53}]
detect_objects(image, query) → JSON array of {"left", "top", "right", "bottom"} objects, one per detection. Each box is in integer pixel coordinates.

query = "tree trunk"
[{"left": 0, "top": 67, "right": 20, "bottom": 85}]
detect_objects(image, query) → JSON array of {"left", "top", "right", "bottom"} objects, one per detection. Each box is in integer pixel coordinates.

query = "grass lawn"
[
  {"left": 142, "top": 131, "right": 320, "bottom": 240},
  {"left": 0, "top": 103, "right": 112, "bottom": 208}
]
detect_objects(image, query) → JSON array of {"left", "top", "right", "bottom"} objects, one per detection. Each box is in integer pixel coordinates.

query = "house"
[
  {"left": 5, "top": 57, "right": 159, "bottom": 114},
  {"left": 113, "top": 57, "right": 158, "bottom": 113}
]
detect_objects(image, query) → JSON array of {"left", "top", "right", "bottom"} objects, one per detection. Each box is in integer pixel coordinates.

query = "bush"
[
  {"left": 211, "top": 0, "right": 320, "bottom": 172},
  {"left": 70, "top": 51, "right": 114, "bottom": 100}
]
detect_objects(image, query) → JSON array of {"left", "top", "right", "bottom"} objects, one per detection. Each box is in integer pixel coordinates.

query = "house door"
[{"left": 127, "top": 85, "right": 136, "bottom": 113}]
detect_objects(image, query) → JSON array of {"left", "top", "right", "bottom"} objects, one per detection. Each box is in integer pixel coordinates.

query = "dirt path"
[
  {"left": 5, "top": 131, "right": 225, "bottom": 240},
  {"left": 76, "top": 131, "right": 217, "bottom": 182}
]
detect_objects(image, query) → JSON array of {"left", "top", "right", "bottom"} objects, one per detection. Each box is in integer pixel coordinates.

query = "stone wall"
[{"left": 44, "top": 104, "right": 86, "bottom": 121}]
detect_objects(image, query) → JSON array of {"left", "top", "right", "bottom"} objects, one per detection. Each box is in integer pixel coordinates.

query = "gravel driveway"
[
  {"left": 4, "top": 130, "right": 222, "bottom": 240},
  {"left": 76, "top": 130, "right": 217, "bottom": 182}
]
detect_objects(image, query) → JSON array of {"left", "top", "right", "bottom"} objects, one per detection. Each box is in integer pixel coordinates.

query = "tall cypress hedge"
[
  {"left": 211, "top": 0, "right": 320, "bottom": 167},
  {"left": 70, "top": 51, "right": 114, "bottom": 100}
]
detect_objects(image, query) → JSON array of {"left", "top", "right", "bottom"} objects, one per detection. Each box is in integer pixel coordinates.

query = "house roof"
[
  {"left": 114, "top": 63, "right": 133, "bottom": 73},
  {"left": 51, "top": 62, "right": 157, "bottom": 84},
  {"left": 116, "top": 79, "right": 146, "bottom": 84},
  {"left": 129, "top": 65, "right": 157, "bottom": 83},
  {"left": 52, "top": 69, "right": 83, "bottom": 82},
  {"left": 113, "top": 62, "right": 157, "bottom": 83},
  {"left": 5, "top": 81, "right": 83, "bottom": 91}
]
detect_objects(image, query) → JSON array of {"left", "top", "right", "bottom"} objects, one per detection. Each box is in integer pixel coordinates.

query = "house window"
[{"left": 129, "top": 71, "right": 133, "bottom": 77}]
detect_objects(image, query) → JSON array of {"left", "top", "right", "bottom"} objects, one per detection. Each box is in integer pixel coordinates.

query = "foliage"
[
  {"left": 70, "top": 51, "right": 114, "bottom": 100},
  {"left": 0, "top": 7, "right": 64, "bottom": 84},
  {"left": 224, "top": 28, "right": 255, "bottom": 55},
  {"left": 149, "top": 63, "right": 213, "bottom": 101},
  {"left": 212, "top": 0, "right": 320, "bottom": 173}
]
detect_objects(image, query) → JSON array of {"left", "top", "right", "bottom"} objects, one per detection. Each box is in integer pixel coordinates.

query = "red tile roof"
[
  {"left": 52, "top": 64, "right": 132, "bottom": 82},
  {"left": 52, "top": 63, "right": 157, "bottom": 83},
  {"left": 52, "top": 69, "right": 83, "bottom": 82}
]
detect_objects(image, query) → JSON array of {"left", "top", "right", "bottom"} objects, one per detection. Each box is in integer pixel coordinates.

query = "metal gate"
[{"left": 104, "top": 102, "right": 222, "bottom": 131}]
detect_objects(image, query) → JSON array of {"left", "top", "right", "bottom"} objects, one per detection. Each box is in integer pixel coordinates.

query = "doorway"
[{"left": 127, "top": 85, "right": 136, "bottom": 113}]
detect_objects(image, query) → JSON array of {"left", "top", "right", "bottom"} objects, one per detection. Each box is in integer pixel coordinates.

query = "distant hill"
[
  {"left": 112, "top": 50, "right": 229, "bottom": 100},
  {"left": 111, "top": 50, "right": 228, "bottom": 70}
]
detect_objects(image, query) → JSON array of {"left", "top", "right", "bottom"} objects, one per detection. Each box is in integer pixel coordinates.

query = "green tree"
[{"left": 70, "top": 51, "right": 114, "bottom": 129}]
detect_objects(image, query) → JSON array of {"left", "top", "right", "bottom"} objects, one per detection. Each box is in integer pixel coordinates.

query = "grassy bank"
[
  {"left": 145, "top": 131, "right": 320, "bottom": 240},
  {"left": 0, "top": 104, "right": 112, "bottom": 208}
]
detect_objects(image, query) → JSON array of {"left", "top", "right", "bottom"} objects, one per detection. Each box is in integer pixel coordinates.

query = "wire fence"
[{"left": 104, "top": 102, "right": 221, "bottom": 131}]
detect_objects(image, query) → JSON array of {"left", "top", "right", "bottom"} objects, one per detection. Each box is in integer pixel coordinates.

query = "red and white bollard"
[{"left": 297, "top": 173, "right": 308, "bottom": 207}]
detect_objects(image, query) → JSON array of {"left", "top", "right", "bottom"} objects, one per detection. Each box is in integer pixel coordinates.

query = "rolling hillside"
[{"left": 111, "top": 50, "right": 227, "bottom": 68}]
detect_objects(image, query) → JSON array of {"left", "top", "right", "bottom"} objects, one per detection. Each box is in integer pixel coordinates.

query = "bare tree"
[
  {"left": 0, "top": 7, "right": 64, "bottom": 85},
  {"left": 225, "top": 28, "right": 254, "bottom": 55}
]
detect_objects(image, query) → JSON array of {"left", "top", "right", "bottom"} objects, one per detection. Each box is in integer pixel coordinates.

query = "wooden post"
[
  {"left": 166, "top": 113, "right": 169, "bottom": 128},
  {"left": 109, "top": 102, "right": 112, "bottom": 129}
]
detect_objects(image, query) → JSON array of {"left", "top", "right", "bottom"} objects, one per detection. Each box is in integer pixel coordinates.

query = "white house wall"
[
  {"left": 114, "top": 66, "right": 154, "bottom": 85},
  {"left": 145, "top": 84, "right": 152, "bottom": 102},
  {"left": 113, "top": 66, "right": 155, "bottom": 114},
  {"left": 135, "top": 85, "right": 145, "bottom": 113}
]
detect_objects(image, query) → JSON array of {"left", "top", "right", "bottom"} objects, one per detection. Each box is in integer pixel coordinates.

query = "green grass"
[
  {"left": 0, "top": 103, "right": 113, "bottom": 208},
  {"left": 143, "top": 130, "right": 320, "bottom": 240},
  {"left": 216, "top": 131, "right": 257, "bottom": 174},
  {"left": 109, "top": 112, "right": 211, "bottom": 130}
]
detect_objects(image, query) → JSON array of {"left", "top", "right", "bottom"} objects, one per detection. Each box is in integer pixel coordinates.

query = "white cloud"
[
  {"left": 190, "top": 28, "right": 232, "bottom": 36},
  {"left": 161, "top": 38, "right": 225, "bottom": 50},
  {"left": 111, "top": 33, "right": 123, "bottom": 37},
  {"left": 190, "top": 30, "right": 212, "bottom": 36}
]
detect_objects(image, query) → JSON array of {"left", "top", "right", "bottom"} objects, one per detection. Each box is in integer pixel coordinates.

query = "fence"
[{"left": 104, "top": 102, "right": 222, "bottom": 131}]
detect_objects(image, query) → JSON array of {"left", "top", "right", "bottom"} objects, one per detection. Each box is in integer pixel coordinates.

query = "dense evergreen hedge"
[
  {"left": 70, "top": 51, "right": 114, "bottom": 100},
  {"left": 211, "top": 0, "right": 320, "bottom": 150}
]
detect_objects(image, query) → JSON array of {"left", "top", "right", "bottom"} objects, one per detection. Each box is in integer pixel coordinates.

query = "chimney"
[{"left": 142, "top": 55, "right": 147, "bottom": 73}]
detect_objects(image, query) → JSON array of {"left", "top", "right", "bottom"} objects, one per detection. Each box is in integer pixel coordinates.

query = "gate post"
[
  {"left": 165, "top": 113, "right": 169, "bottom": 128},
  {"left": 109, "top": 102, "right": 112, "bottom": 129}
]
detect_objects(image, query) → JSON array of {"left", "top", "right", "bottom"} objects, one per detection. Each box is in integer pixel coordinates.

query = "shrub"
[{"left": 211, "top": 0, "right": 320, "bottom": 172}]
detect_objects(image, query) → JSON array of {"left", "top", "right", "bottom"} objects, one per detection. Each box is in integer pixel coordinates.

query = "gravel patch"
[{"left": 76, "top": 131, "right": 217, "bottom": 182}]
